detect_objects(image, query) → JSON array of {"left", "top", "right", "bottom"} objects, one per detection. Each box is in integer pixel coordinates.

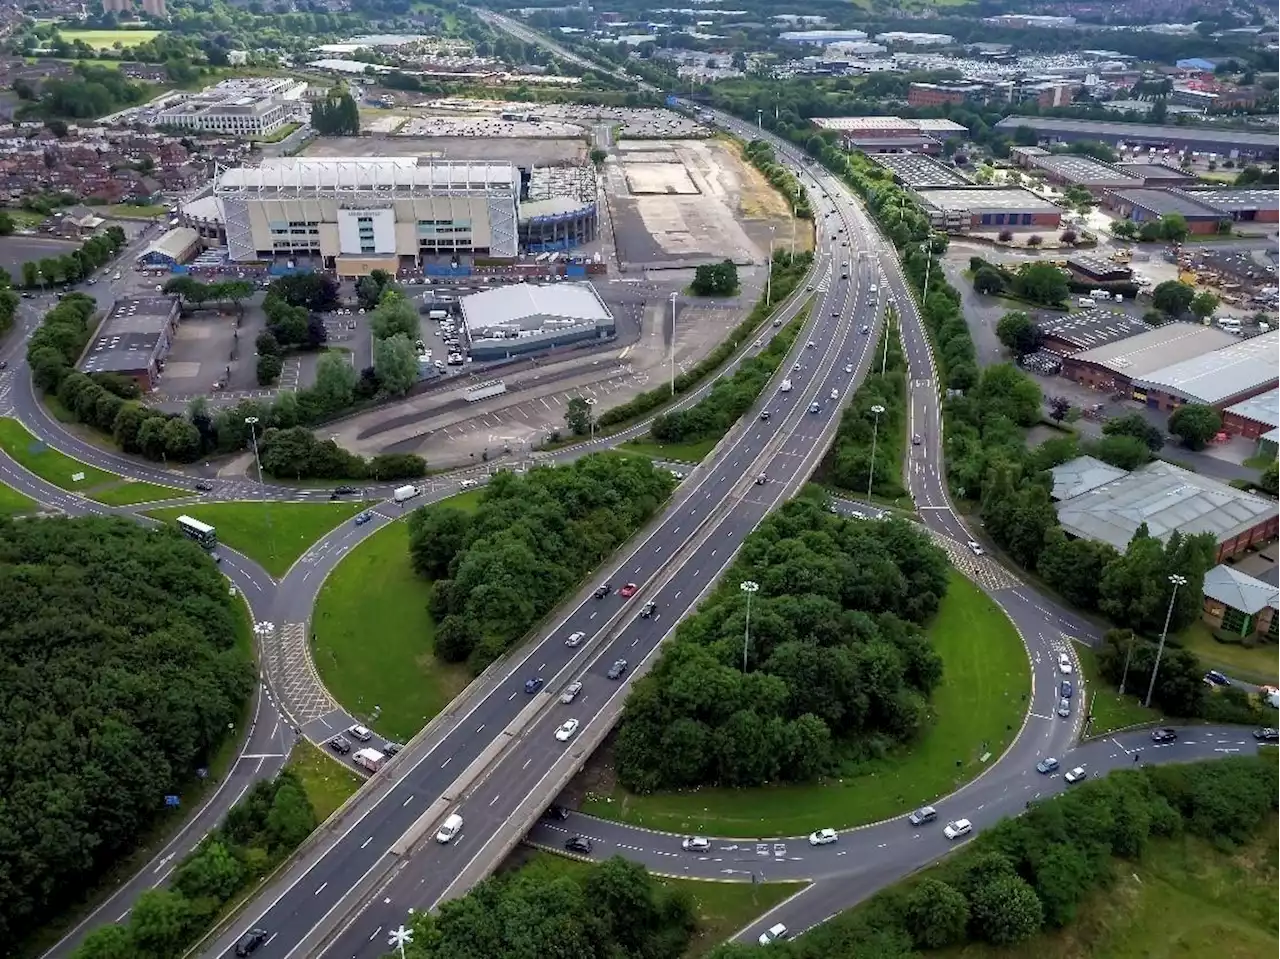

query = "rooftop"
[
  {"left": 1056, "top": 459, "right": 1277, "bottom": 553},
  {"left": 1115, "top": 161, "right": 1194, "bottom": 180},
  {"left": 1109, "top": 188, "right": 1223, "bottom": 218},
  {"left": 1037, "top": 308, "right": 1148, "bottom": 352},
  {"left": 1049, "top": 454, "right": 1127, "bottom": 500},
  {"left": 216, "top": 157, "right": 520, "bottom": 192},
  {"left": 811, "top": 116, "right": 967, "bottom": 134},
  {"left": 993, "top": 115, "right": 1279, "bottom": 149},
  {"left": 139, "top": 226, "right": 200, "bottom": 263},
  {"left": 873, "top": 153, "right": 969, "bottom": 188},
  {"left": 1031, "top": 153, "right": 1140, "bottom": 186},
  {"left": 1202, "top": 564, "right": 1279, "bottom": 615},
  {"left": 461, "top": 282, "right": 611, "bottom": 335},
  {"left": 1181, "top": 187, "right": 1280, "bottom": 213},
  {"left": 79, "top": 297, "right": 177, "bottom": 376},
  {"left": 1067, "top": 323, "right": 1237, "bottom": 378},
  {"left": 913, "top": 186, "right": 1061, "bottom": 214},
  {"left": 1225, "top": 387, "right": 1280, "bottom": 429},
  {"left": 1133, "top": 329, "right": 1280, "bottom": 405}
]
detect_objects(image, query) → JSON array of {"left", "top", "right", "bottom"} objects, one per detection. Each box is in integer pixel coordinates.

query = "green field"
[
  {"left": 509, "top": 851, "right": 804, "bottom": 958},
  {"left": 1076, "top": 646, "right": 1165, "bottom": 736},
  {"left": 60, "top": 28, "right": 164, "bottom": 50},
  {"left": 934, "top": 816, "right": 1278, "bottom": 959},
  {"left": 1178, "top": 620, "right": 1277, "bottom": 686},
  {"left": 311, "top": 495, "right": 483, "bottom": 741},
  {"left": 86, "top": 479, "right": 185, "bottom": 506},
  {"left": 0, "top": 480, "right": 37, "bottom": 516},
  {"left": 146, "top": 500, "right": 368, "bottom": 578},
  {"left": 91, "top": 203, "right": 168, "bottom": 219},
  {"left": 285, "top": 738, "right": 363, "bottom": 824},
  {"left": 622, "top": 437, "right": 718, "bottom": 464},
  {"left": 583, "top": 571, "right": 1029, "bottom": 835}
]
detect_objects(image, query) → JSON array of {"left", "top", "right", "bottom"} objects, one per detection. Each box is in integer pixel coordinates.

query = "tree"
[
  {"left": 1012, "top": 262, "right": 1069, "bottom": 306},
  {"left": 356, "top": 269, "right": 395, "bottom": 310},
  {"left": 998, "top": 228, "right": 1014, "bottom": 242},
  {"left": 310, "top": 91, "right": 360, "bottom": 135},
  {"left": 902, "top": 878, "right": 969, "bottom": 948},
  {"left": 1059, "top": 229, "right": 1078, "bottom": 244},
  {"left": 1168, "top": 403, "right": 1222, "bottom": 450},
  {"left": 565, "top": 396, "right": 592, "bottom": 436},
  {"left": 690, "top": 260, "right": 738, "bottom": 296},
  {"left": 995, "top": 310, "right": 1042, "bottom": 355},
  {"left": 309, "top": 351, "right": 357, "bottom": 415},
  {"left": 1158, "top": 213, "right": 1189, "bottom": 242},
  {"left": 1026, "top": 234, "right": 1043, "bottom": 247},
  {"left": 589, "top": 147, "right": 607, "bottom": 166},
  {"left": 257, "top": 352, "right": 283, "bottom": 386},
  {"left": 408, "top": 506, "right": 474, "bottom": 579},
  {"left": 1037, "top": 527, "right": 1117, "bottom": 610},
  {"left": 1261, "top": 459, "right": 1278, "bottom": 497},
  {"left": 969, "top": 875, "right": 1044, "bottom": 945},
  {"left": 973, "top": 266, "right": 1005, "bottom": 295},
  {"left": 1152, "top": 280, "right": 1194, "bottom": 317},
  {"left": 1048, "top": 396, "right": 1071, "bottom": 422},
  {"left": 368, "top": 291, "right": 418, "bottom": 340},
  {"left": 1189, "top": 290, "right": 1219, "bottom": 321},
  {"left": 128, "top": 889, "right": 195, "bottom": 959},
  {"left": 373, "top": 333, "right": 419, "bottom": 396},
  {"left": 1103, "top": 413, "right": 1165, "bottom": 453},
  {"left": 1087, "top": 434, "right": 1152, "bottom": 470}
]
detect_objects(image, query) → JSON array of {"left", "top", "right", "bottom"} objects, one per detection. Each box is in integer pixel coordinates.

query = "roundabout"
[{"left": 0, "top": 102, "right": 1267, "bottom": 959}]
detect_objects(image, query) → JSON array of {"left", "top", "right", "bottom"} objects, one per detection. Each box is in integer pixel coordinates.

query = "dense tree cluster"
[
  {"left": 706, "top": 755, "right": 1277, "bottom": 959},
  {"left": 690, "top": 259, "right": 739, "bottom": 297},
  {"left": 71, "top": 770, "right": 317, "bottom": 959},
  {"left": 20, "top": 224, "right": 126, "bottom": 290},
  {"left": 1168, "top": 403, "right": 1222, "bottom": 450},
  {"left": 392, "top": 855, "right": 695, "bottom": 959},
  {"left": 409, "top": 454, "right": 676, "bottom": 673},
  {"left": 614, "top": 500, "right": 948, "bottom": 792},
  {"left": 967, "top": 257, "right": 1069, "bottom": 307},
  {"left": 598, "top": 252, "right": 811, "bottom": 430},
  {"left": 310, "top": 91, "right": 360, "bottom": 136},
  {"left": 37, "top": 65, "right": 147, "bottom": 118},
  {"left": 994, "top": 310, "right": 1043, "bottom": 357},
  {"left": 649, "top": 318, "right": 798, "bottom": 445},
  {"left": 257, "top": 426, "right": 424, "bottom": 481},
  {"left": 162, "top": 276, "right": 255, "bottom": 313},
  {"left": 0, "top": 516, "right": 254, "bottom": 951},
  {"left": 822, "top": 319, "right": 907, "bottom": 499}
]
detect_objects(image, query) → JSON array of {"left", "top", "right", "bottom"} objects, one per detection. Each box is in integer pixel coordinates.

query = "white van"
[{"left": 436, "top": 812, "right": 463, "bottom": 843}]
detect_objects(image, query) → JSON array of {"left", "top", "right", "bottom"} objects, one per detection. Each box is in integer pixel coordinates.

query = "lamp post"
[
  {"left": 669, "top": 292, "right": 678, "bottom": 395},
  {"left": 245, "top": 415, "right": 276, "bottom": 563},
  {"left": 756, "top": 108, "right": 762, "bottom": 132},
  {"left": 388, "top": 925, "right": 413, "bottom": 959},
  {"left": 867, "top": 404, "right": 886, "bottom": 498},
  {"left": 765, "top": 226, "right": 775, "bottom": 305},
  {"left": 880, "top": 307, "right": 892, "bottom": 376},
  {"left": 740, "top": 580, "right": 759, "bottom": 674},
  {"left": 1144, "top": 574, "right": 1188, "bottom": 708}
]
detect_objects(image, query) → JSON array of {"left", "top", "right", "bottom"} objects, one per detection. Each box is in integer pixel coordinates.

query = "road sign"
[{"left": 164, "top": 795, "right": 180, "bottom": 807}]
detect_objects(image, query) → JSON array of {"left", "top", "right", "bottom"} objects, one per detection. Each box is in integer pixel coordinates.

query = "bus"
[{"left": 176, "top": 515, "right": 217, "bottom": 550}]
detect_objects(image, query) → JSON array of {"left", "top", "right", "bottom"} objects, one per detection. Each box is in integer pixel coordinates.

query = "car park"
[
  {"left": 347, "top": 724, "right": 372, "bottom": 742},
  {"left": 942, "top": 819, "right": 972, "bottom": 840},
  {"left": 564, "top": 835, "right": 593, "bottom": 854},
  {"left": 1057, "top": 697, "right": 1071, "bottom": 718},
  {"left": 561, "top": 682, "right": 583, "bottom": 704},
  {"left": 640, "top": 601, "right": 657, "bottom": 618},
  {"left": 606, "top": 659, "right": 628, "bottom": 680},
  {"left": 524, "top": 677, "right": 544, "bottom": 694},
  {"left": 808, "top": 828, "right": 838, "bottom": 846},
  {"left": 758, "top": 924, "right": 789, "bottom": 946},
  {"left": 565, "top": 631, "right": 585, "bottom": 647},
  {"left": 1036, "top": 757, "right": 1059, "bottom": 774},
  {"left": 681, "top": 836, "right": 711, "bottom": 852},
  {"left": 593, "top": 584, "right": 612, "bottom": 599},
  {"left": 908, "top": 806, "right": 936, "bottom": 826},
  {"left": 618, "top": 583, "right": 638, "bottom": 598},
  {"left": 327, "top": 736, "right": 351, "bottom": 755},
  {"left": 1058, "top": 652, "right": 1073, "bottom": 674},
  {"left": 555, "top": 719, "right": 580, "bottom": 742},
  {"left": 1064, "top": 767, "right": 1088, "bottom": 784}
]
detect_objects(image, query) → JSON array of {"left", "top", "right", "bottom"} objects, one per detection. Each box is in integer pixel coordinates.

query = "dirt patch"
[{"left": 717, "top": 138, "right": 815, "bottom": 254}]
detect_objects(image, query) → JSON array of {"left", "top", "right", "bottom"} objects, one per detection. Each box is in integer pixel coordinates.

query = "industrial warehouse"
[
  {"left": 77, "top": 297, "right": 181, "bottom": 391},
  {"left": 993, "top": 116, "right": 1280, "bottom": 161},
  {"left": 184, "top": 154, "right": 598, "bottom": 270},
  {"left": 459, "top": 282, "right": 614, "bottom": 360}
]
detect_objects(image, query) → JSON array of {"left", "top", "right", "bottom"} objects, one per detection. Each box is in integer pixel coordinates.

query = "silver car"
[
  {"left": 1057, "top": 697, "right": 1071, "bottom": 718},
  {"left": 561, "top": 682, "right": 583, "bottom": 704}
]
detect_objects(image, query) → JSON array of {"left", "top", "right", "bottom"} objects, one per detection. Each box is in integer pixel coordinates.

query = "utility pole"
[
  {"left": 740, "top": 580, "right": 759, "bottom": 673},
  {"left": 1144, "top": 574, "right": 1188, "bottom": 708},
  {"left": 881, "top": 308, "right": 892, "bottom": 376},
  {"left": 1118, "top": 630, "right": 1137, "bottom": 696},
  {"left": 765, "top": 227, "right": 775, "bottom": 304}
]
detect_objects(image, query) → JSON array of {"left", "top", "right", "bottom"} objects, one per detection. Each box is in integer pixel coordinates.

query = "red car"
[{"left": 618, "top": 583, "right": 639, "bottom": 598}]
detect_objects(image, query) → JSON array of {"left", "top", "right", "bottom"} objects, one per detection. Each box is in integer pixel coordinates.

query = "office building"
[{"left": 157, "top": 78, "right": 307, "bottom": 138}]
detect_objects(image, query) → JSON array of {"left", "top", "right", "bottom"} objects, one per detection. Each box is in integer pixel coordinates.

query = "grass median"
[
  {"left": 311, "top": 494, "right": 482, "bottom": 742},
  {"left": 0, "top": 480, "right": 37, "bottom": 516},
  {"left": 582, "top": 571, "right": 1029, "bottom": 835},
  {"left": 285, "top": 739, "right": 363, "bottom": 823},
  {"left": 145, "top": 500, "right": 368, "bottom": 578}
]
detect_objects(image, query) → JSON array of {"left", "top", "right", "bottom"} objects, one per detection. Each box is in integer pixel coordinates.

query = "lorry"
[
  {"left": 353, "top": 747, "right": 385, "bottom": 773},
  {"left": 393, "top": 485, "right": 421, "bottom": 504},
  {"left": 427, "top": 309, "right": 449, "bottom": 320},
  {"left": 780, "top": 378, "right": 793, "bottom": 393}
]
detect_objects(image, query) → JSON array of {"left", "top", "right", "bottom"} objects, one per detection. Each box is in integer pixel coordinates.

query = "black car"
[
  {"left": 382, "top": 742, "right": 403, "bottom": 756},
  {"left": 640, "top": 601, "right": 657, "bottom": 619},
  {"left": 1150, "top": 727, "right": 1178, "bottom": 743},
  {"left": 334, "top": 485, "right": 357, "bottom": 495},
  {"left": 235, "top": 928, "right": 269, "bottom": 957},
  {"left": 1060, "top": 680, "right": 1073, "bottom": 699},
  {"left": 546, "top": 804, "right": 571, "bottom": 820},
  {"left": 606, "top": 659, "right": 628, "bottom": 680},
  {"left": 1203, "top": 670, "right": 1231, "bottom": 686},
  {"left": 327, "top": 735, "right": 352, "bottom": 755},
  {"left": 1253, "top": 727, "right": 1279, "bottom": 742},
  {"left": 194, "top": 480, "right": 214, "bottom": 492},
  {"left": 565, "top": 835, "right": 593, "bottom": 854},
  {"left": 593, "top": 583, "right": 613, "bottom": 599}
]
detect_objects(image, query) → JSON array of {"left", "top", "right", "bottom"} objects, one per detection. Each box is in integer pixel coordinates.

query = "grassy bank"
[{"left": 285, "top": 739, "right": 362, "bottom": 824}]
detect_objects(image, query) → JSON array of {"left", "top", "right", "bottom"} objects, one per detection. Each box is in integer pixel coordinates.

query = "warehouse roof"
[
  {"left": 1030, "top": 153, "right": 1140, "bottom": 186},
  {"left": 1115, "top": 161, "right": 1194, "bottom": 181},
  {"left": 1133, "top": 329, "right": 1280, "bottom": 405},
  {"left": 79, "top": 297, "right": 177, "bottom": 375},
  {"left": 812, "top": 116, "right": 967, "bottom": 134},
  {"left": 914, "top": 186, "right": 1060, "bottom": 213},
  {"left": 1109, "top": 188, "right": 1222, "bottom": 218},
  {"left": 1037, "top": 308, "right": 1147, "bottom": 352},
  {"left": 1225, "top": 387, "right": 1280, "bottom": 429},
  {"left": 1049, "top": 455, "right": 1127, "bottom": 500},
  {"left": 1202, "top": 564, "right": 1279, "bottom": 615},
  {"left": 1181, "top": 187, "right": 1280, "bottom": 213},
  {"left": 873, "top": 153, "right": 969, "bottom": 187},
  {"left": 461, "top": 282, "right": 611, "bottom": 334},
  {"left": 138, "top": 226, "right": 200, "bottom": 263},
  {"left": 1056, "top": 460, "right": 1276, "bottom": 552},
  {"left": 1066, "top": 323, "right": 1236, "bottom": 377},
  {"left": 216, "top": 157, "right": 519, "bottom": 191},
  {"left": 993, "top": 115, "right": 1279, "bottom": 150}
]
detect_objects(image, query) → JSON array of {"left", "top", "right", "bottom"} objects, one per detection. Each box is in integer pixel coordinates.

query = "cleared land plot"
[
  {"left": 311, "top": 494, "right": 482, "bottom": 742},
  {"left": 623, "top": 162, "right": 701, "bottom": 195},
  {"left": 0, "top": 235, "right": 81, "bottom": 275},
  {"left": 60, "top": 29, "right": 164, "bottom": 49},
  {"left": 286, "top": 738, "right": 362, "bottom": 824},
  {"left": 507, "top": 851, "right": 804, "bottom": 958},
  {"left": 933, "top": 816, "right": 1278, "bottom": 959},
  {"left": 145, "top": 501, "right": 367, "bottom": 578},
  {"left": 582, "top": 572, "right": 1029, "bottom": 835}
]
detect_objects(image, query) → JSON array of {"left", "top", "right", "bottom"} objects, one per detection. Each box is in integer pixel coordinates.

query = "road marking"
[
  {"left": 441, "top": 757, "right": 451, "bottom": 767},
  {"left": 315, "top": 882, "right": 328, "bottom": 896}
]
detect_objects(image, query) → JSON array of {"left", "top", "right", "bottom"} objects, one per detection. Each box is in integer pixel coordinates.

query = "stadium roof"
[
  {"left": 216, "top": 157, "right": 519, "bottom": 192},
  {"left": 1066, "top": 323, "right": 1236, "bottom": 378},
  {"left": 992, "top": 115, "right": 1279, "bottom": 151},
  {"left": 1202, "top": 564, "right": 1278, "bottom": 615},
  {"left": 461, "top": 282, "right": 611, "bottom": 335},
  {"left": 1132, "top": 329, "right": 1280, "bottom": 405},
  {"left": 1049, "top": 455, "right": 1126, "bottom": 501},
  {"left": 79, "top": 297, "right": 177, "bottom": 375},
  {"left": 1055, "top": 459, "right": 1276, "bottom": 552},
  {"left": 1225, "top": 387, "right": 1280, "bottom": 429}
]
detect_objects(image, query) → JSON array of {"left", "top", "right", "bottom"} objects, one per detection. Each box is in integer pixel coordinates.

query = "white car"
[
  {"left": 681, "top": 836, "right": 711, "bottom": 852},
  {"left": 966, "top": 541, "right": 984, "bottom": 556},
  {"left": 829, "top": 388, "right": 839, "bottom": 400},
  {"left": 555, "top": 719, "right": 580, "bottom": 742},
  {"left": 1064, "top": 766, "right": 1088, "bottom": 784},
  {"left": 758, "top": 923, "right": 789, "bottom": 946},
  {"left": 459, "top": 478, "right": 477, "bottom": 489},
  {"left": 1058, "top": 652, "right": 1074, "bottom": 675},
  {"left": 808, "top": 828, "right": 838, "bottom": 846},
  {"left": 942, "top": 819, "right": 973, "bottom": 840},
  {"left": 565, "top": 631, "right": 586, "bottom": 648},
  {"left": 844, "top": 364, "right": 853, "bottom": 373},
  {"left": 560, "top": 682, "right": 583, "bottom": 704}
]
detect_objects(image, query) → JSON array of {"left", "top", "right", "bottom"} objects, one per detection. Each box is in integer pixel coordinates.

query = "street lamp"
[
  {"left": 1144, "top": 574, "right": 1188, "bottom": 708},
  {"left": 765, "top": 226, "right": 776, "bottom": 305},
  {"left": 867, "top": 404, "right": 886, "bottom": 498},
  {"left": 740, "top": 580, "right": 759, "bottom": 673},
  {"left": 669, "top": 292, "right": 678, "bottom": 395},
  {"left": 245, "top": 415, "right": 276, "bottom": 562},
  {"left": 388, "top": 925, "right": 414, "bottom": 959}
]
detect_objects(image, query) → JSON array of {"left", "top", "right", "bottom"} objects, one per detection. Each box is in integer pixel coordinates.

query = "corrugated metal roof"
[
  {"left": 1225, "top": 387, "right": 1280, "bottom": 429},
  {"left": 1049, "top": 455, "right": 1127, "bottom": 501},
  {"left": 1132, "top": 329, "right": 1280, "bottom": 405},
  {"left": 461, "top": 282, "right": 611, "bottom": 334},
  {"left": 993, "top": 115, "right": 1278, "bottom": 149},
  {"left": 1202, "top": 564, "right": 1279, "bottom": 614},
  {"left": 1068, "top": 323, "right": 1237, "bottom": 377},
  {"left": 1056, "top": 460, "right": 1276, "bottom": 553}
]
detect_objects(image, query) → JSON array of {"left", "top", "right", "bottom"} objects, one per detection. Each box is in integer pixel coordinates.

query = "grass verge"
[
  {"left": 622, "top": 438, "right": 718, "bottom": 464},
  {"left": 507, "top": 850, "right": 804, "bottom": 958},
  {"left": 0, "top": 416, "right": 117, "bottom": 489},
  {"left": 145, "top": 500, "right": 368, "bottom": 578},
  {"left": 311, "top": 497, "right": 481, "bottom": 742},
  {"left": 285, "top": 739, "right": 362, "bottom": 824},
  {"left": 582, "top": 571, "right": 1029, "bottom": 835},
  {"left": 59, "top": 28, "right": 164, "bottom": 48},
  {"left": 87, "top": 479, "right": 185, "bottom": 505},
  {"left": 0, "top": 480, "right": 37, "bottom": 516},
  {"left": 933, "top": 815, "right": 1278, "bottom": 959},
  {"left": 1076, "top": 645, "right": 1164, "bottom": 736},
  {"left": 1177, "top": 620, "right": 1277, "bottom": 686}
]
